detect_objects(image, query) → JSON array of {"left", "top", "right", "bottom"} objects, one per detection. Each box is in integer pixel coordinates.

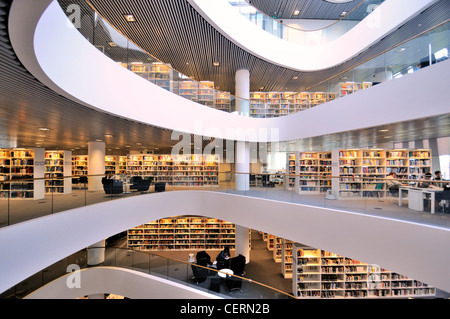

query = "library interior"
[{"left": 0, "top": 0, "right": 449, "bottom": 301}]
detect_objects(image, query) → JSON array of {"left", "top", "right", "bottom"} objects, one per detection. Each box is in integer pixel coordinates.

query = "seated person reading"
[
  {"left": 216, "top": 246, "right": 231, "bottom": 270},
  {"left": 386, "top": 172, "right": 403, "bottom": 195},
  {"left": 418, "top": 172, "right": 432, "bottom": 188}
]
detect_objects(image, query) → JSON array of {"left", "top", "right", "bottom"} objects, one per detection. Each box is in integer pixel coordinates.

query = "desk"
[
  {"left": 218, "top": 268, "right": 233, "bottom": 278},
  {"left": 399, "top": 186, "right": 443, "bottom": 214}
]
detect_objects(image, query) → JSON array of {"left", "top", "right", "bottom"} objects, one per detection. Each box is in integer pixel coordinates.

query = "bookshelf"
[
  {"left": 408, "top": 150, "right": 431, "bottom": 180},
  {"left": 179, "top": 80, "right": 199, "bottom": 102},
  {"left": 250, "top": 92, "right": 267, "bottom": 118},
  {"left": 297, "top": 152, "right": 332, "bottom": 194},
  {"left": 281, "top": 239, "right": 293, "bottom": 278},
  {"left": 72, "top": 155, "right": 88, "bottom": 177},
  {"left": 336, "top": 81, "right": 372, "bottom": 97},
  {"left": 331, "top": 148, "right": 431, "bottom": 199},
  {"left": 0, "top": 148, "right": 45, "bottom": 200},
  {"left": 250, "top": 91, "right": 336, "bottom": 118},
  {"left": 128, "top": 216, "right": 235, "bottom": 251},
  {"left": 286, "top": 153, "right": 296, "bottom": 190},
  {"left": 292, "top": 243, "right": 435, "bottom": 299},
  {"left": 126, "top": 154, "right": 219, "bottom": 187},
  {"left": 45, "top": 151, "right": 72, "bottom": 194},
  {"left": 215, "top": 91, "right": 231, "bottom": 112},
  {"left": 105, "top": 155, "right": 117, "bottom": 176},
  {"left": 198, "top": 81, "right": 215, "bottom": 107},
  {"left": 118, "top": 156, "right": 127, "bottom": 174},
  {"left": 150, "top": 62, "right": 173, "bottom": 91},
  {"left": 273, "top": 236, "right": 282, "bottom": 263}
]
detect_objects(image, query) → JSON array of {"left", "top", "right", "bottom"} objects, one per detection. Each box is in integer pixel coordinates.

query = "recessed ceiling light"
[
  {"left": 96, "top": 139, "right": 103, "bottom": 142},
  {"left": 136, "top": 142, "right": 142, "bottom": 146},
  {"left": 124, "top": 14, "right": 136, "bottom": 22},
  {"left": 105, "top": 134, "right": 113, "bottom": 137},
  {"left": 213, "top": 61, "right": 220, "bottom": 66},
  {"left": 293, "top": 10, "right": 300, "bottom": 16},
  {"left": 340, "top": 11, "right": 348, "bottom": 16},
  {"left": 292, "top": 76, "right": 298, "bottom": 80},
  {"left": 107, "top": 42, "right": 117, "bottom": 47},
  {"left": 378, "top": 129, "right": 389, "bottom": 132},
  {"left": 38, "top": 127, "right": 50, "bottom": 131}
]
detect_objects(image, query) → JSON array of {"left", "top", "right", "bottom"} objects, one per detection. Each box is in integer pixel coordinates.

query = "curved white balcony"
[
  {"left": 1, "top": 191, "right": 449, "bottom": 294},
  {"left": 8, "top": 0, "right": 450, "bottom": 144},
  {"left": 188, "top": 0, "right": 439, "bottom": 71}
]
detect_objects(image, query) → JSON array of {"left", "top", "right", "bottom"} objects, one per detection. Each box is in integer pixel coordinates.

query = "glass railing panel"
[{"left": 228, "top": 0, "right": 385, "bottom": 46}]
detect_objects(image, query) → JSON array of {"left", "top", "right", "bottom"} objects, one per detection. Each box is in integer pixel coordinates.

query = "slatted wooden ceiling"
[{"left": 79, "top": 0, "right": 449, "bottom": 94}]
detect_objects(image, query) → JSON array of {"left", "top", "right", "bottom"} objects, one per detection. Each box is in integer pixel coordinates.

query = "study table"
[{"left": 398, "top": 186, "right": 443, "bottom": 214}]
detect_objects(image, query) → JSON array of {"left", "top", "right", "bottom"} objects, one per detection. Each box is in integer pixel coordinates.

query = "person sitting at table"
[
  {"left": 216, "top": 246, "right": 231, "bottom": 270},
  {"left": 434, "top": 170, "right": 443, "bottom": 187},
  {"left": 386, "top": 172, "right": 403, "bottom": 196},
  {"left": 418, "top": 172, "right": 432, "bottom": 188}
]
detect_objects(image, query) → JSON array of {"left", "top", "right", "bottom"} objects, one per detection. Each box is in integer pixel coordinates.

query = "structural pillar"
[
  {"left": 87, "top": 239, "right": 105, "bottom": 266},
  {"left": 235, "top": 69, "right": 250, "bottom": 190},
  {"left": 88, "top": 141, "right": 105, "bottom": 191},
  {"left": 235, "top": 225, "right": 250, "bottom": 263},
  {"left": 428, "top": 138, "right": 440, "bottom": 173},
  {"left": 235, "top": 69, "right": 250, "bottom": 116}
]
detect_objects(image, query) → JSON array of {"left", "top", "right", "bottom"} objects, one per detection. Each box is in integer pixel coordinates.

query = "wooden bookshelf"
[
  {"left": 0, "top": 148, "right": 45, "bottom": 200},
  {"left": 126, "top": 154, "right": 219, "bottom": 187},
  {"left": 336, "top": 81, "right": 372, "bottom": 97},
  {"left": 150, "top": 62, "right": 173, "bottom": 91},
  {"left": 45, "top": 151, "right": 71, "bottom": 194},
  {"left": 297, "top": 152, "right": 332, "bottom": 194},
  {"left": 215, "top": 91, "right": 231, "bottom": 112},
  {"left": 286, "top": 153, "right": 296, "bottom": 190},
  {"left": 105, "top": 155, "right": 117, "bottom": 176},
  {"left": 281, "top": 239, "right": 293, "bottom": 278},
  {"left": 273, "top": 236, "right": 282, "bottom": 263},
  {"left": 72, "top": 155, "right": 88, "bottom": 177},
  {"left": 293, "top": 243, "right": 435, "bottom": 299},
  {"left": 198, "top": 81, "right": 215, "bottom": 107},
  {"left": 128, "top": 216, "right": 235, "bottom": 251},
  {"left": 331, "top": 148, "right": 431, "bottom": 199}
]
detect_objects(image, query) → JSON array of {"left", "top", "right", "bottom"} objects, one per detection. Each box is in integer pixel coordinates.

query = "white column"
[
  {"left": 33, "top": 148, "right": 45, "bottom": 200},
  {"left": 88, "top": 141, "right": 105, "bottom": 191},
  {"left": 235, "top": 141, "right": 250, "bottom": 191},
  {"left": 63, "top": 150, "right": 72, "bottom": 194},
  {"left": 235, "top": 69, "right": 250, "bottom": 190},
  {"left": 235, "top": 69, "right": 250, "bottom": 116},
  {"left": 428, "top": 138, "right": 440, "bottom": 173},
  {"left": 87, "top": 239, "right": 105, "bottom": 266},
  {"left": 235, "top": 225, "right": 250, "bottom": 263}
]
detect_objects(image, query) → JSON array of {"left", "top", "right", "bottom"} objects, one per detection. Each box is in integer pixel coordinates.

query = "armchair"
[{"left": 102, "top": 177, "right": 123, "bottom": 194}]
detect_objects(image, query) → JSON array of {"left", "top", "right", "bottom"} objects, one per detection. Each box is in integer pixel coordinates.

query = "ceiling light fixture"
[
  {"left": 105, "top": 134, "right": 113, "bottom": 137},
  {"left": 38, "top": 127, "right": 50, "bottom": 131},
  {"left": 107, "top": 42, "right": 117, "bottom": 47},
  {"left": 293, "top": 10, "right": 300, "bottom": 16},
  {"left": 213, "top": 61, "right": 220, "bottom": 66},
  {"left": 292, "top": 76, "right": 298, "bottom": 80},
  {"left": 340, "top": 11, "right": 348, "bottom": 16},
  {"left": 124, "top": 14, "right": 136, "bottom": 22}
]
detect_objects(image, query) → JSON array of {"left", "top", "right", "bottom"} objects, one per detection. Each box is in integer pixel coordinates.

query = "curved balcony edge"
[
  {"left": 187, "top": 0, "right": 439, "bottom": 71},
  {"left": 0, "top": 191, "right": 449, "bottom": 294},
  {"left": 7, "top": 0, "right": 450, "bottom": 143},
  {"left": 25, "top": 266, "right": 222, "bottom": 299}
]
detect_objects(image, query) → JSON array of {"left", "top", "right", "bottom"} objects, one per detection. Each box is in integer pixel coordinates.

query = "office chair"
[
  {"left": 191, "top": 264, "right": 208, "bottom": 283},
  {"left": 230, "top": 254, "right": 246, "bottom": 276},
  {"left": 225, "top": 274, "right": 243, "bottom": 293}
]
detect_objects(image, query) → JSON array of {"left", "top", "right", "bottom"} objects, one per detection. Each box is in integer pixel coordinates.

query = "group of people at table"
[{"left": 386, "top": 170, "right": 449, "bottom": 213}]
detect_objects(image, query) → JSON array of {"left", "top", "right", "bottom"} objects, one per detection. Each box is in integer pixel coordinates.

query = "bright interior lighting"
[
  {"left": 293, "top": 10, "right": 300, "bottom": 16},
  {"left": 434, "top": 48, "right": 448, "bottom": 60}
]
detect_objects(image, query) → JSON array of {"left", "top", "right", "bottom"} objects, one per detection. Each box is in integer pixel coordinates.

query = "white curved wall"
[
  {"left": 0, "top": 191, "right": 449, "bottom": 295},
  {"left": 8, "top": 0, "right": 450, "bottom": 143},
  {"left": 26, "top": 267, "right": 221, "bottom": 299},
  {"left": 188, "top": 0, "right": 438, "bottom": 71}
]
